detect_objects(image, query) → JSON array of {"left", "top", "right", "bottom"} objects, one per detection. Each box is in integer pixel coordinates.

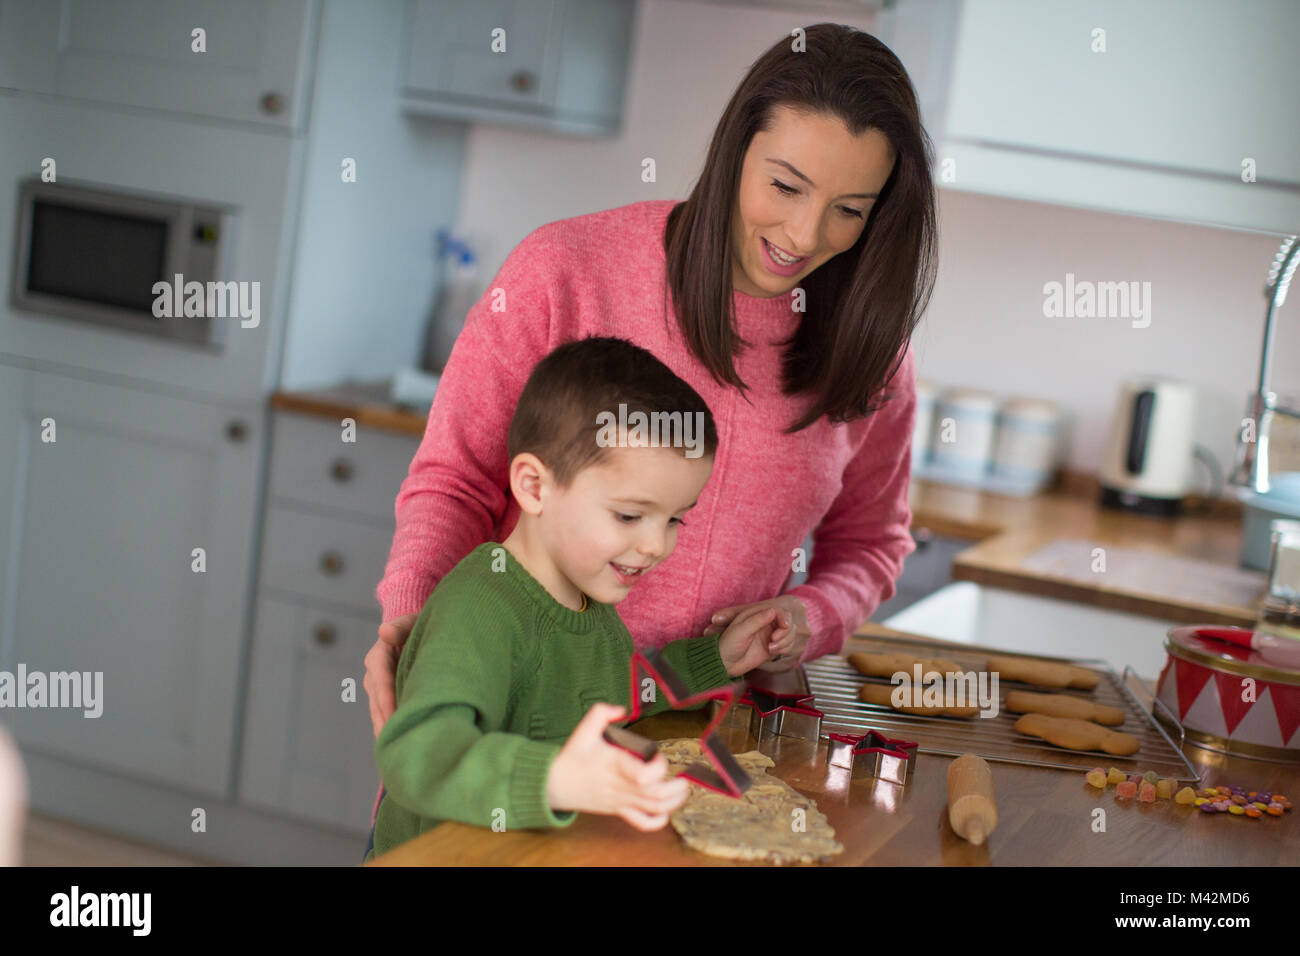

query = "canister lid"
[
  {"left": 937, "top": 388, "right": 999, "bottom": 412},
  {"left": 1165, "top": 625, "right": 1300, "bottom": 685},
  {"left": 999, "top": 397, "right": 1060, "bottom": 423}
]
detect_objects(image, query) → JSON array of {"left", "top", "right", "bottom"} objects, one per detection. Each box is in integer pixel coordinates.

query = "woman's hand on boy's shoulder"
[{"left": 364, "top": 612, "right": 419, "bottom": 737}]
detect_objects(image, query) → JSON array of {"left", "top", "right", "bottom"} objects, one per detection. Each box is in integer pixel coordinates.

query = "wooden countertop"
[
  {"left": 910, "top": 476, "right": 1265, "bottom": 627},
  {"left": 367, "top": 626, "right": 1298, "bottom": 866},
  {"left": 271, "top": 381, "right": 1266, "bottom": 625}
]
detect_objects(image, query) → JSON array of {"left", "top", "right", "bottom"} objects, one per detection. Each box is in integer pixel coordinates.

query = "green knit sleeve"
[
  {"left": 375, "top": 597, "right": 577, "bottom": 832},
  {"left": 643, "top": 633, "right": 732, "bottom": 715}
]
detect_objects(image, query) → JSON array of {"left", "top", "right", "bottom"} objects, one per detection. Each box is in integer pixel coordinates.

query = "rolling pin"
[{"left": 946, "top": 754, "right": 998, "bottom": 846}]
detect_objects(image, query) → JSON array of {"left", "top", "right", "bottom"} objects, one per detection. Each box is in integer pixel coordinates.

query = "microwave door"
[{"left": 12, "top": 178, "right": 228, "bottom": 350}]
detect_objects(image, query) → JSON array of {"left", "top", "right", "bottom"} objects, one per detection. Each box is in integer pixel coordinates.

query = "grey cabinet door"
[
  {"left": 948, "top": 0, "right": 1300, "bottom": 183},
  {"left": 404, "top": 0, "right": 561, "bottom": 111},
  {"left": 0, "top": 0, "right": 318, "bottom": 130},
  {"left": 239, "top": 597, "right": 379, "bottom": 834},
  {"left": 0, "top": 364, "right": 25, "bottom": 662},
  {"left": 1, "top": 369, "right": 261, "bottom": 796},
  {"left": 942, "top": 0, "right": 1300, "bottom": 232},
  {"left": 401, "top": 0, "right": 634, "bottom": 137}
]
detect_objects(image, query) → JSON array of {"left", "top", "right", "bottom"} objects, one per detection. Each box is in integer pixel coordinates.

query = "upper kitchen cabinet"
[
  {"left": 0, "top": 0, "right": 319, "bottom": 131},
  {"left": 400, "top": 0, "right": 635, "bottom": 137},
  {"left": 940, "top": 0, "right": 1300, "bottom": 234}
]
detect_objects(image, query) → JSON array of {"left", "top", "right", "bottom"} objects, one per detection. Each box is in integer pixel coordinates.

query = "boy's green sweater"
[{"left": 366, "top": 542, "right": 732, "bottom": 861}]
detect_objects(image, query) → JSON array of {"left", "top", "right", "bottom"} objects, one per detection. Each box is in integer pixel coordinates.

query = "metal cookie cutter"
[
  {"left": 744, "top": 686, "right": 824, "bottom": 744},
  {"left": 601, "top": 648, "right": 752, "bottom": 798},
  {"left": 827, "top": 730, "right": 918, "bottom": 785}
]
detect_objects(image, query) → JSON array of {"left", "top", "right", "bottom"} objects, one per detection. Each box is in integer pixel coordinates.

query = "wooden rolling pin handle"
[{"left": 947, "top": 753, "right": 998, "bottom": 845}]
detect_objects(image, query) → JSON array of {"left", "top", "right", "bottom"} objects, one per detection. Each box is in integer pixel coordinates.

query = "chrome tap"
[{"left": 1230, "top": 234, "right": 1300, "bottom": 495}]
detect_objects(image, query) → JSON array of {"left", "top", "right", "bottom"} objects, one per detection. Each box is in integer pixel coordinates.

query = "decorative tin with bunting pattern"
[{"left": 1154, "top": 625, "right": 1300, "bottom": 761}]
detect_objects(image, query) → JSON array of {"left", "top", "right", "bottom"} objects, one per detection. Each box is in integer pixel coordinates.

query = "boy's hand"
[
  {"left": 709, "top": 597, "right": 810, "bottom": 673},
  {"left": 716, "top": 606, "right": 784, "bottom": 676},
  {"left": 546, "top": 704, "right": 690, "bottom": 831}
]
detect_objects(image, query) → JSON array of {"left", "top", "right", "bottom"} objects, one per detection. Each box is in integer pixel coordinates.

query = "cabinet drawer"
[
  {"left": 268, "top": 412, "right": 418, "bottom": 522},
  {"left": 240, "top": 596, "right": 379, "bottom": 833},
  {"left": 261, "top": 507, "right": 393, "bottom": 611}
]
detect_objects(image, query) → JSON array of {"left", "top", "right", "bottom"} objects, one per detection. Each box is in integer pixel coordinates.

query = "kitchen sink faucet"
[{"left": 1230, "top": 234, "right": 1300, "bottom": 494}]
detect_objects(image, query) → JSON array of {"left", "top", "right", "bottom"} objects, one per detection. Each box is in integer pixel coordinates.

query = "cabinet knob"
[
  {"left": 509, "top": 71, "right": 535, "bottom": 93},
  {"left": 260, "top": 91, "right": 286, "bottom": 115},
  {"left": 319, "top": 550, "right": 345, "bottom": 575},
  {"left": 226, "top": 420, "right": 248, "bottom": 443},
  {"left": 329, "top": 458, "right": 354, "bottom": 483},
  {"left": 313, "top": 623, "right": 337, "bottom": 647}
]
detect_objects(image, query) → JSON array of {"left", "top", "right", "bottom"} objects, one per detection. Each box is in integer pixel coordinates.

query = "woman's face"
[{"left": 731, "top": 105, "right": 897, "bottom": 298}]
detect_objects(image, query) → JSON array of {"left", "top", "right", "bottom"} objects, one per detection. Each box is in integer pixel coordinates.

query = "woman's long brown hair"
[{"left": 664, "top": 22, "right": 938, "bottom": 434}]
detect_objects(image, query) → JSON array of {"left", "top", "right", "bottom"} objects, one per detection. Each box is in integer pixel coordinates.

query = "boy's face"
[{"left": 537, "top": 445, "right": 714, "bottom": 604}]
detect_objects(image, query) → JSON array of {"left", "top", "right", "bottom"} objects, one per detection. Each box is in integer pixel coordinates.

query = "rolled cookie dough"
[{"left": 657, "top": 738, "right": 843, "bottom": 865}]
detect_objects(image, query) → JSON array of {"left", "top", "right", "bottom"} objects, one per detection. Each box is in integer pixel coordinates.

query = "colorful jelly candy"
[
  {"left": 1175, "top": 787, "right": 1196, "bottom": 804},
  {"left": 1107, "top": 767, "right": 1126, "bottom": 785},
  {"left": 1085, "top": 768, "right": 1108, "bottom": 788},
  {"left": 1116, "top": 781, "right": 1137, "bottom": 799},
  {"left": 1156, "top": 778, "right": 1173, "bottom": 799},
  {"left": 1139, "top": 782, "right": 1156, "bottom": 803},
  {"left": 1142, "top": 770, "right": 1159, "bottom": 784}
]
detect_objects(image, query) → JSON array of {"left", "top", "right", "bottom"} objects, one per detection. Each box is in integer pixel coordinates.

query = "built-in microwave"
[{"left": 11, "top": 178, "right": 237, "bottom": 349}]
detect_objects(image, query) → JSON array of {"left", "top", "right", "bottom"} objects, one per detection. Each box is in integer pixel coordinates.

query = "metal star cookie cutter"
[
  {"left": 742, "top": 686, "right": 825, "bottom": 744},
  {"left": 827, "top": 730, "right": 918, "bottom": 785},
  {"left": 601, "top": 648, "right": 752, "bottom": 798}
]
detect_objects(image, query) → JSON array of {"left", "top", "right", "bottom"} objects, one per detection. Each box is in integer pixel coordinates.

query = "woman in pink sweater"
[{"left": 364, "top": 23, "right": 937, "bottom": 734}]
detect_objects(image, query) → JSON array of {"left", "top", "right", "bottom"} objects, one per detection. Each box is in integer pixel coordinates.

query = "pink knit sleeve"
[
  {"left": 374, "top": 233, "right": 555, "bottom": 621},
  {"left": 785, "top": 346, "right": 918, "bottom": 659}
]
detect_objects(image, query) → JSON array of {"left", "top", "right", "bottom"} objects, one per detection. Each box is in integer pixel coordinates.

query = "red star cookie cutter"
[
  {"left": 601, "top": 648, "right": 752, "bottom": 798},
  {"left": 827, "top": 729, "right": 918, "bottom": 784}
]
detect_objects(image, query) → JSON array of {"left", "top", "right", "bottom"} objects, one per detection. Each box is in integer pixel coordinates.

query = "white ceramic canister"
[
  {"left": 912, "top": 378, "right": 936, "bottom": 470},
  {"left": 991, "top": 397, "right": 1062, "bottom": 485},
  {"left": 930, "top": 388, "right": 999, "bottom": 478}
]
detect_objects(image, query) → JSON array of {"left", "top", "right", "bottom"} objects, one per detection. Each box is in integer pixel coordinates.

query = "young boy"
[{"left": 364, "top": 336, "right": 800, "bottom": 861}]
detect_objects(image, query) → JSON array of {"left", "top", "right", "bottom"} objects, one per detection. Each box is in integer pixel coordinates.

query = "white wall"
[
  {"left": 453, "top": 0, "right": 1298, "bottom": 487},
  {"left": 919, "top": 190, "right": 1297, "bottom": 483},
  {"left": 277, "top": 0, "right": 468, "bottom": 391}
]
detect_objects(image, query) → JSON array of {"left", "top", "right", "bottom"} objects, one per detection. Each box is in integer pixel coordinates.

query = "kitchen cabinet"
[
  {"left": 0, "top": 365, "right": 23, "bottom": 660},
  {"left": 239, "top": 409, "right": 419, "bottom": 831},
  {"left": 400, "top": 0, "right": 635, "bottom": 137},
  {"left": 238, "top": 597, "right": 381, "bottom": 833},
  {"left": 0, "top": 365, "right": 262, "bottom": 796},
  {"left": 0, "top": 0, "right": 319, "bottom": 131},
  {"left": 941, "top": 0, "right": 1300, "bottom": 233}
]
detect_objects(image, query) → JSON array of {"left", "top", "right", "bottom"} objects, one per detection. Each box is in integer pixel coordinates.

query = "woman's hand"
[
  {"left": 703, "top": 596, "right": 810, "bottom": 672},
  {"left": 364, "top": 612, "right": 418, "bottom": 737},
  {"left": 546, "top": 704, "right": 691, "bottom": 831}
]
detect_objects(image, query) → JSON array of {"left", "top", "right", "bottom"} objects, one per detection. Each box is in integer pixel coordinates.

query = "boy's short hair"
[{"left": 507, "top": 336, "right": 719, "bottom": 489}]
